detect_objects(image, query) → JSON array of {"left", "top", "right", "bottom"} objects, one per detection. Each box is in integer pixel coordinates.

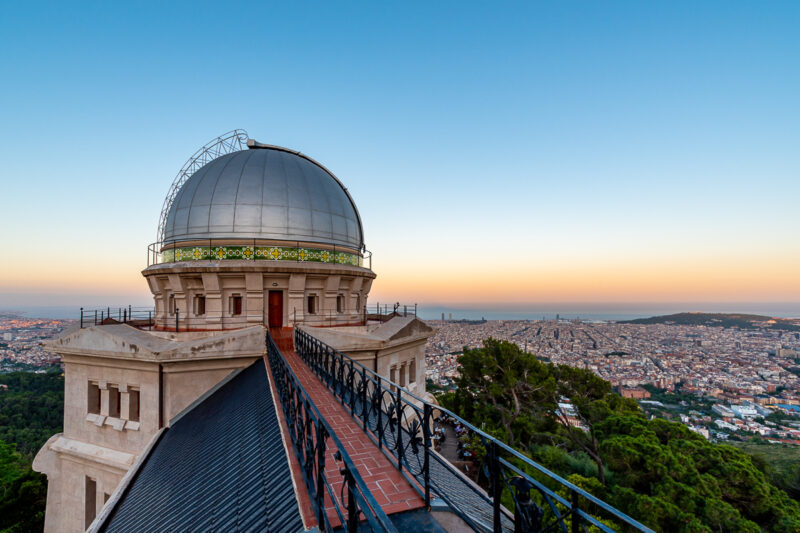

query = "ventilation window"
[
  {"left": 85, "top": 477, "right": 97, "bottom": 529},
  {"left": 230, "top": 294, "right": 243, "bottom": 316},
  {"left": 108, "top": 385, "right": 121, "bottom": 418},
  {"left": 129, "top": 388, "right": 140, "bottom": 422},
  {"left": 195, "top": 295, "right": 206, "bottom": 316},
  {"left": 307, "top": 296, "right": 316, "bottom": 314},
  {"left": 87, "top": 382, "right": 100, "bottom": 414},
  {"left": 336, "top": 294, "right": 345, "bottom": 313}
]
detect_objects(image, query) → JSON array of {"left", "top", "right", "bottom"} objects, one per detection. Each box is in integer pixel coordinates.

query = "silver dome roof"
[{"left": 163, "top": 146, "right": 364, "bottom": 250}]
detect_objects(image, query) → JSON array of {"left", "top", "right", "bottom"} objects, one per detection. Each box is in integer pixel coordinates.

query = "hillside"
[{"left": 620, "top": 312, "right": 800, "bottom": 332}]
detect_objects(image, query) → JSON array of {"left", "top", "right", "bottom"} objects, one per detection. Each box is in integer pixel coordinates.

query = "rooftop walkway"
[{"left": 267, "top": 328, "right": 425, "bottom": 528}]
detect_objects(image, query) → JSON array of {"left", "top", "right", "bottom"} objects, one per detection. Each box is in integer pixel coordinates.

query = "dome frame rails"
[{"left": 156, "top": 129, "right": 250, "bottom": 243}]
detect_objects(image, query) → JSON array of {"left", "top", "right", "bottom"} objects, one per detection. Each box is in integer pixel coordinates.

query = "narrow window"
[
  {"left": 336, "top": 295, "right": 345, "bottom": 313},
  {"left": 168, "top": 294, "right": 175, "bottom": 315},
  {"left": 129, "top": 388, "right": 140, "bottom": 422},
  {"left": 390, "top": 366, "right": 396, "bottom": 383},
  {"left": 231, "top": 294, "right": 243, "bottom": 316},
  {"left": 108, "top": 385, "right": 120, "bottom": 418},
  {"left": 399, "top": 365, "right": 406, "bottom": 387},
  {"left": 409, "top": 359, "right": 416, "bottom": 383},
  {"left": 88, "top": 382, "right": 100, "bottom": 414},
  {"left": 195, "top": 295, "right": 206, "bottom": 316},
  {"left": 85, "top": 477, "right": 97, "bottom": 528},
  {"left": 307, "top": 295, "right": 316, "bottom": 314}
]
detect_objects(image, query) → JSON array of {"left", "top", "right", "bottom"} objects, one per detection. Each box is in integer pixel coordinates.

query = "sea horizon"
[{"left": 3, "top": 302, "right": 799, "bottom": 322}]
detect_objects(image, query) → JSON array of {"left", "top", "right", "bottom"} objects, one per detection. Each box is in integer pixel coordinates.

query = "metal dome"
[{"left": 163, "top": 145, "right": 364, "bottom": 250}]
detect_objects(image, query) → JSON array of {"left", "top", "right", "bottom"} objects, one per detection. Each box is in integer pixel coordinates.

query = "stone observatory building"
[
  {"left": 146, "top": 138, "right": 374, "bottom": 331},
  {"left": 32, "top": 131, "right": 650, "bottom": 533}
]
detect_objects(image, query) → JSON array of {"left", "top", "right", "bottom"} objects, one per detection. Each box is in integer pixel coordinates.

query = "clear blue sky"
[{"left": 1, "top": 2, "right": 798, "bottom": 310}]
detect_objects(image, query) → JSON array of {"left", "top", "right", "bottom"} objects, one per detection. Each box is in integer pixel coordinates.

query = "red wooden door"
[{"left": 268, "top": 291, "right": 283, "bottom": 328}]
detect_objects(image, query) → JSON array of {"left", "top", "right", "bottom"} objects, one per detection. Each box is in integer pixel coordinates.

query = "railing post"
[
  {"left": 176, "top": 308, "right": 180, "bottom": 332},
  {"left": 491, "top": 441, "right": 502, "bottom": 532},
  {"left": 94, "top": 310, "right": 98, "bottom": 325},
  {"left": 423, "top": 403, "right": 432, "bottom": 508},
  {"left": 345, "top": 467, "right": 358, "bottom": 533},
  {"left": 360, "top": 367, "right": 367, "bottom": 431},
  {"left": 571, "top": 489, "right": 580, "bottom": 533},
  {"left": 316, "top": 423, "right": 326, "bottom": 528},
  {"left": 396, "top": 388, "right": 403, "bottom": 471},
  {"left": 80, "top": 308, "right": 84, "bottom": 329},
  {"left": 376, "top": 376, "right": 383, "bottom": 450}
]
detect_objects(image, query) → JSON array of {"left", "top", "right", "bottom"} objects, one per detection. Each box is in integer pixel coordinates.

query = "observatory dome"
[{"left": 163, "top": 146, "right": 363, "bottom": 250}]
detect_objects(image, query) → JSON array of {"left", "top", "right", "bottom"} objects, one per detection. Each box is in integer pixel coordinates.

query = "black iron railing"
[
  {"left": 266, "top": 332, "right": 398, "bottom": 533},
  {"left": 367, "top": 302, "right": 418, "bottom": 323},
  {"left": 294, "top": 328, "right": 655, "bottom": 533},
  {"left": 80, "top": 307, "right": 155, "bottom": 329}
]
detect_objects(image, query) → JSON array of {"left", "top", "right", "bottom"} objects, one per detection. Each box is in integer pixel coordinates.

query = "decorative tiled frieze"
[{"left": 161, "top": 245, "right": 363, "bottom": 266}]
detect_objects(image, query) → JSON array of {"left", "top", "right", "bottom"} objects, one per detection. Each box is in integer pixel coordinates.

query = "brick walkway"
[{"left": 267, "top": 328, "right": 424, "bottom": 527}]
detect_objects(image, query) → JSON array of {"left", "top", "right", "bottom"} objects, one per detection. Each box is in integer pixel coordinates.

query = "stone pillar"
[
  {"left": 119, "top": 384, "right": 130, "bottom": 421},
  {"left": 99, "top": 382, "right": 109, "bottom": 416},
  {"left": 288, "top": 274, "right": 306, "bottom": 325},
  {"left": 245, "top": 273, "right": 263, "bottom": 326},
  {"left": 201, "top": 273, "right": 222, "bottom": 330},
  {"left": 323, "top": 275, "right": 340, "bottom": 322}
]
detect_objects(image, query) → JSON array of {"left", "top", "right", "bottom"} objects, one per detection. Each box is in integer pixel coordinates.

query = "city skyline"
[{"left": 2, "top": 2, "right": 799, "bottom": 308}]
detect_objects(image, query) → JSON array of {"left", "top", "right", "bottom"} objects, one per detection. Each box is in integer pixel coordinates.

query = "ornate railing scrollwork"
[
  {"left": 294, "top": 328, "right": 655, "bottom": 533},
  {"left": 266, "top": 332, "right": 398, "bottom": 532}
]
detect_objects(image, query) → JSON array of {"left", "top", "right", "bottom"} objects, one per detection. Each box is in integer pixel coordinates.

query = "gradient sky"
[{"left": 1, "top": 2, "right": 798, "bottom": 310}]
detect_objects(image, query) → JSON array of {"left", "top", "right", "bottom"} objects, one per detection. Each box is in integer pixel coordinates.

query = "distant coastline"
[{"left": 2, "top": 302, "right": 799, "bottom": 322}]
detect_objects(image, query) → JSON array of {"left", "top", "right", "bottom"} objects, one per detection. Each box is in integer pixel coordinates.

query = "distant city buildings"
[
  {"left": 0, "top": 314, "right": 66, "bottom": 370},
  {"left": 425, "top": 318, "right": 800, "bottom": 443}
]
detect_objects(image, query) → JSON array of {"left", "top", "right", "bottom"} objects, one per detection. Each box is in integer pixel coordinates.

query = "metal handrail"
[
  {"left": 80, "top": 306, "right": 155, "bottom": 329},
  {"left": 294, "top": 328, "right": 655, "bottom": 533},
  {"left": 265, "top": 332, "right": 398, "bottom": 533},
  {"left": 146, "top": 239, "right": 372, "bottom": 270}
]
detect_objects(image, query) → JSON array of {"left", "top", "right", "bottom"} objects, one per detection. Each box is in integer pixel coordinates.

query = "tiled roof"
[{"left": 99, "top": 360, "right": 303, "bottom": 533}]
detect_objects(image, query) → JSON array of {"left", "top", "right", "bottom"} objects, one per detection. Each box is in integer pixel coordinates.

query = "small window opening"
[
  {"left": 195, "top": 295, "right": 206, "bottom": 316},
  {"left": 168, "top": 294, "right": 175, "bottom": 315},
  {"left": 409, "top": 359, "right": 416, "bottom": 383},
  {"left": 336, "top": 294, "right": 345, "bottom": 313},
  {"left": 129, "top": 389, "right": 140, "bottom": 422},
  {"left": 88, "top": 382, "right": 100, "bottom": 414},
  {"left": 85, "top": 477, "right": 97, "bottom": 529},
  {"left": 231, "top": 294, "right": 243, "bottom": 316},
  {"left": 108, "top": 385, "right": 121, "bottom": 418},
  {"left": 307, "top": 295, "right": 316, "bottom": 314}
]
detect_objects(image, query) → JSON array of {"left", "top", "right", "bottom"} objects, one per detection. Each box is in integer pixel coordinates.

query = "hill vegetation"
[
  {"left": 438, "top": 338, "right": 800, "bottom": 532},
  {"left": 0, "top": 369, "right": 63, "bottom": 533},
  {"left": 619, "top": 312, "right": 800, "bottom": 332}
]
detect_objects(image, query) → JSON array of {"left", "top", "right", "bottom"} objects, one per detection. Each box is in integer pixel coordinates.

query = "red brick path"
[{"left": 267, "top": 328, "right": 424, "bottom": 527}]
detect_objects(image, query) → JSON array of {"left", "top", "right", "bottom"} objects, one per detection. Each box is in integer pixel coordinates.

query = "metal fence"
[
  {"left": 80, "top": 307, "right": 155, "bottom": 329},
  {"left": 266, "top": 331, "right": 399, "bottom": 533},
  {"left": 294, "top": 328, "right": 655, "bottom": 533}
]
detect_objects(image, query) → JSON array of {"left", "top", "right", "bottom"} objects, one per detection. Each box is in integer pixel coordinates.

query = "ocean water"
[
  {"left": 417, "top": 303, "right": 800, "bottom": 322},
  {"left": 2, "top": 302, "right": 799, "bottom": 322}
]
